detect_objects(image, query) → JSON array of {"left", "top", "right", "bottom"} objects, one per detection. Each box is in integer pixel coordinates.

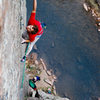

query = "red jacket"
[{"left": 28, "top": 12, "right": 43, "bottom": 42}]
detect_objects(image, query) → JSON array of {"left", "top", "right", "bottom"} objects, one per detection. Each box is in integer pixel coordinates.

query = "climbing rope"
[{"left": 21, "top": 42, "right": 30, "bottom": 88}]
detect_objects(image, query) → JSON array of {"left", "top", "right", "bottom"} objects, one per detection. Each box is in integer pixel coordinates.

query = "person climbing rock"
[{"left": 21, "top": 0, "right": 43, "bottom": 62}]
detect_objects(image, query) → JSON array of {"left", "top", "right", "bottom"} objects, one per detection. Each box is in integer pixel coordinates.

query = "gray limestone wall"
[{"left": 0, "top": 0, "right": 26, "bottom": 100}]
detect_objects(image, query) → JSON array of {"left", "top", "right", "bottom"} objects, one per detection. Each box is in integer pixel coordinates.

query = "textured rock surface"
[
  {"left": 38, "top": 90, "right": 69, "bottom": 100},
  {"left": 0, "top": 0, "right": 26, "bottom": 100},
  {"left": 27, "top": 90, "right": 69, "bottom": 100}
]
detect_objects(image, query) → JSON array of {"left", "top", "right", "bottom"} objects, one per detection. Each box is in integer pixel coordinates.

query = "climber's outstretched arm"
[{"left": 32, "top": 0, "right": 37, "bottom": 13}]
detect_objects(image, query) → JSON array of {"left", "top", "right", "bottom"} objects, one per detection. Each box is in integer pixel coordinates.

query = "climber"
[{"left": 21, "top": 0, "right": 43, "bottom": 62}]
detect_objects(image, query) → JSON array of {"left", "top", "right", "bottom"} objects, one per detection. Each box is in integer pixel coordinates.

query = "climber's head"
[{"left": 26, "top": 25, "right": 38, "bottom": 34}]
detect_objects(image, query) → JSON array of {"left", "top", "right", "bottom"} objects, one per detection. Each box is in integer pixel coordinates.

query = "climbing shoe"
[
  {"left": 21, "top": 39, "right": 30, "bottom": 44},
  {"left": 21, "top": 56, "right": 26, "bottom": 62}
]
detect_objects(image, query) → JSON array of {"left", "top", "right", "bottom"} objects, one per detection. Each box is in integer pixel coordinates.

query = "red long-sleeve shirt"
[{"left": 28, "top": 12, "right": 43, "bottom": 42}]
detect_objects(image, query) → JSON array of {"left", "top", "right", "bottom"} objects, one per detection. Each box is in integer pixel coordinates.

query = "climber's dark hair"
[{"left": 31, "top": 25, "right": 38, "bottom": 34}]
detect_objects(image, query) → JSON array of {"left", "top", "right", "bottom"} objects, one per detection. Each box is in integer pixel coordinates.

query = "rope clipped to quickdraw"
[{"left": 21, "top": 42, "right": 30, "bottom": 88}]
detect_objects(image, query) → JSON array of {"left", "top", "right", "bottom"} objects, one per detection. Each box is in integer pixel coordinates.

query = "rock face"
[
  {"left": 0, "top": 0, "right": 26, "bottom": 100},
  {"left": 38, "top": 90, "right": 69, "bottom": 100},
  {"left": 83, "top": 0, "right": 100, "bottom": 31},
  {"left": 27, "top": 90, "right": 70, "bottom": 100}
]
